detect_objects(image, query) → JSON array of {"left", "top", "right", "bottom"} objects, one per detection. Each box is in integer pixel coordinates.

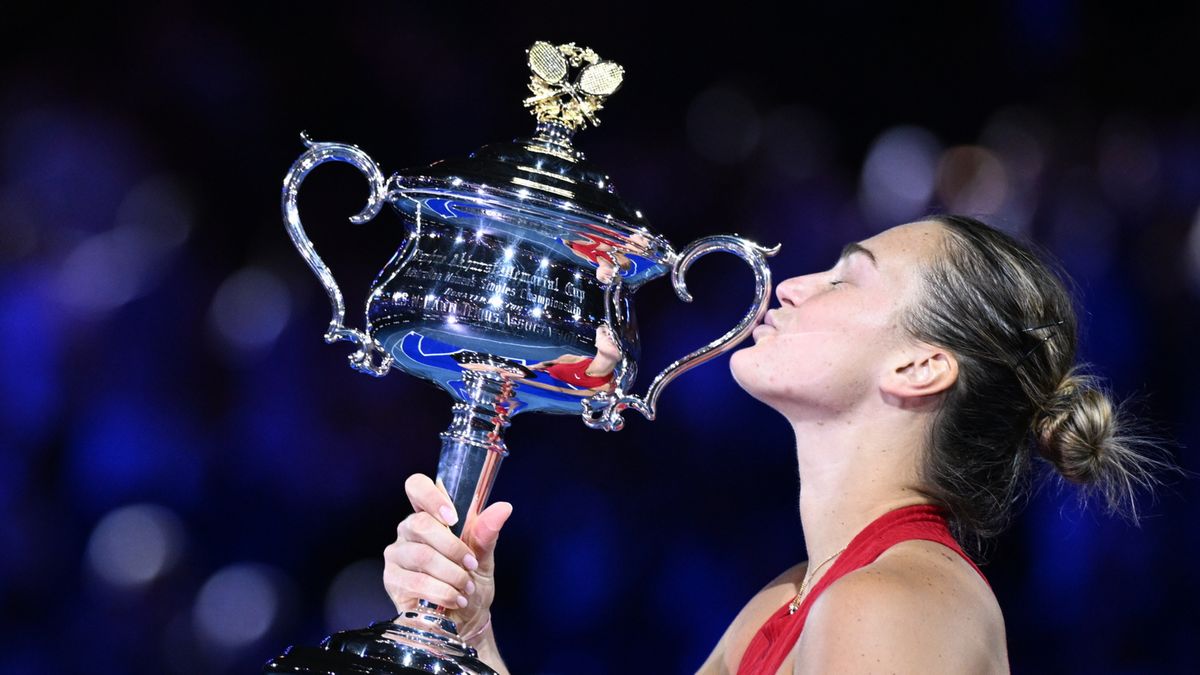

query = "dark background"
[{"left": 2, "top": 2, "right": 1198, "bottom": 673}]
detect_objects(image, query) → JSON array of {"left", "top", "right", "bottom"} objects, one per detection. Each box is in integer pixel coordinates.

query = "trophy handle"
[
  {"left": 582, "top": 235, "right": 780, "bottom": 431},
  {"left": 282, "top": 133, "right": 394, "bottom": 377}
]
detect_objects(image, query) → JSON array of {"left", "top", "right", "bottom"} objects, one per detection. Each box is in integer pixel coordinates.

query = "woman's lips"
[
  {"left": 752, "top": 322, "right": 776, "bottom": 341},
  {"left": 749, "top": 309, "right": 780, "bottom": 341}
]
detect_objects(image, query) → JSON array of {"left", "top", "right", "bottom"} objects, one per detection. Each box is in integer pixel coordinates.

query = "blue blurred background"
[{"left": 2, "top": 2, "right": 1197, "bottom": 673}]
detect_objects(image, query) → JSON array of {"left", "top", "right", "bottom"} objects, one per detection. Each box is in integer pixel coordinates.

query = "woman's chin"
[
  {"left": 730, "top": 345, "right": 807, "bottom": 410},
  {"left": 729, "top": 346, "right": 768, "bottom": 396}
]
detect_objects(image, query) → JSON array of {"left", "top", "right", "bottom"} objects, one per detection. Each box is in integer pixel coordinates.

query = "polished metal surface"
[
  {"left": 265, "top": 612, "right": 497, "bottom": 675},
  {"left": 582, "top": 235, "right": 781, "bottom": 431},
  {"left": 283, "top": 132, "right": 394, "bottom": 377},
  {"left": 267, "top": 39, "right": 779, "bottom": 675},
  {"left": 283, "top": 126, "right": 778, "bottom": 418}
]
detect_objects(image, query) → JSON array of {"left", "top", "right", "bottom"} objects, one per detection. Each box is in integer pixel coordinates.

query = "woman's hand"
[{"left": 383, "top": 473, "right": 514, "bottom": 642}]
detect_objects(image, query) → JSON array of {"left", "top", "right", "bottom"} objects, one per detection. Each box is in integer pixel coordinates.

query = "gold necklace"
[{"left": 787, "top": 546, "right": 847, "bottom": 615}]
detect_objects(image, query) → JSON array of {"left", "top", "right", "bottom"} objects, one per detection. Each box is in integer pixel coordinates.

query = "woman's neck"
[{"left": 790, "top": 411, "right": 934, "bottom": 568}]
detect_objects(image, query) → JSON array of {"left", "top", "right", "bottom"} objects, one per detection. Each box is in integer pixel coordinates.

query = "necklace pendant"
[{"left": 787, "top": 546, "right": 846, "bottom": 618}]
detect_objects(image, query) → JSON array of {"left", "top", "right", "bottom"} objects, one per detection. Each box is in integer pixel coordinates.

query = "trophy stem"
[
  {"left": 437, "top": 370, "right": 514, "bottom": 542},
  {"left": 263, "top": 371, "right": 516, "bottom": 674}
]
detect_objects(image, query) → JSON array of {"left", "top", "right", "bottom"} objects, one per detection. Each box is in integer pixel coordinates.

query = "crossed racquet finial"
[{"left": 523, "top": 40, "right": 625, "bottom": 131}]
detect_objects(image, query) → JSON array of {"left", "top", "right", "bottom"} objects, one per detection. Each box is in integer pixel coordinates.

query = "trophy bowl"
[{"left": 264, "top": 40, "right": 778, "bottom": 675}]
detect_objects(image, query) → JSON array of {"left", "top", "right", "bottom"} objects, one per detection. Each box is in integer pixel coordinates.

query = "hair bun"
[
  {"left": 1033, "top": 369, "right": 1113, "bottom": 483},
  {"left": 1033, "top": 366, "right": 1175, "bottom": 520}
]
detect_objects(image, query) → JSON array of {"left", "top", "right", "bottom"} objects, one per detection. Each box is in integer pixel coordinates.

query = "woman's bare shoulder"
[{"left": 793, "top": 541, "right": 1008, "bottom": 673}]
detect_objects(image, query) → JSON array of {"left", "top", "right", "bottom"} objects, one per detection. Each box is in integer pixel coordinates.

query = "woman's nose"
[{"left": 775, "top": 275, "right": 812, "bottom": 306}]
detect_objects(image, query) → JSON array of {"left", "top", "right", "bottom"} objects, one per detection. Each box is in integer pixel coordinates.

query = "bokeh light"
[
  {"left": 979, "top": 107, "right": 1053, "bottom": 235},
  {"left": 858, "top": 125, "right": 942, "bottom": 227},
  {"left": 193, "top": 563, "right": 287, "bottom": 651},
  {"left": 980, "top": 106, "right": 1050, "bottom": 185},
  {"left": 52, "top": 174, "right": 192, "bottom": 314},
  {"left": 324, "top": 558, "right": 397, "bottom": 632},
  {"left": 1185, "top": 205, "right": 1200, "bottom": 296},
  {"left": 56, "top": 229, "right": 155, "bottom": 312},
  {"left": 86, "top": 503, "right": 185, "bottom": 589},
  {"left": 936, "top": 145, "right": 1009, "bottom": 216},
  {"left": 207, "top": 266, "right": 292, "bottom": 355}
]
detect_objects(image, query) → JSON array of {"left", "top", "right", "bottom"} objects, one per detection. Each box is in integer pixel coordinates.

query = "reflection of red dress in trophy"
[
  {"left": 563, "top": 223, "right": 630, "bottom": 262},
  {"left": 544, "top": 358, "right": 614, "bottom": 389},
  {"left": 565, "top": 237, "right": 621, "bottom": 265}
]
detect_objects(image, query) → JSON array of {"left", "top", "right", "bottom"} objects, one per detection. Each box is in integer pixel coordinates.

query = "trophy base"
[{"left": 264, "top": 610, "right": 497, "bottom": 675}]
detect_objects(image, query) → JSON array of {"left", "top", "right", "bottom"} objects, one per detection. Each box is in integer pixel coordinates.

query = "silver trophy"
[{"left": 264, "top": 40, "right": 779, "bottom": 674}]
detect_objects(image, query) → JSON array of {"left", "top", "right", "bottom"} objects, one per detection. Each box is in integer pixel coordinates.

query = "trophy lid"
[{"left": 391, "top": 41, "right": 661, "bottom": 254}]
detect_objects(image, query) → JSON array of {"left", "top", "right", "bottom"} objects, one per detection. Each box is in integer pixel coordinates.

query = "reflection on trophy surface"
[{"left": 264, "top": 40, "right": 779, "bottom": 674}]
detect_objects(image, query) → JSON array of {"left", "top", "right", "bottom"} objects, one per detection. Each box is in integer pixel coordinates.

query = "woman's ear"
[{"left": 881, "top": 343, "right": 959, "bottom": 401}]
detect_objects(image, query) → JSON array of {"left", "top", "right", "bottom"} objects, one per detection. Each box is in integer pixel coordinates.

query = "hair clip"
[{"left": 1016, "top": 319, "right": 1064, "bottom": 366}]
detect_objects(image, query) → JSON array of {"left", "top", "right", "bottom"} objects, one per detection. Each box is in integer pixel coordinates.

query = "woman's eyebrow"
[{"left": 838, "top": 241, "right": 879, "bottom": 268}]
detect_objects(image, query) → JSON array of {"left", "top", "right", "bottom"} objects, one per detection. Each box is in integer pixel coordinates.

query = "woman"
[
  {"left": 383, "top": 215, "right": 1168, "bottom": 673},
  {"left": 526, "top": 322, "right": 621, "bottom": 392}
]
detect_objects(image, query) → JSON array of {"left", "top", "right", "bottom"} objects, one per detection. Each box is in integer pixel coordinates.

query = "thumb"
[{"left": 468, "top": 501, "right": 513, "bottom": 575}]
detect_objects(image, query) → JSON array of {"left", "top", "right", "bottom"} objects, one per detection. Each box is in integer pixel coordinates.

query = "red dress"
[
  {"left": 736, "top": 503, "right": 991, "bottom": 675},
  {"left": 544, "top": 357, "right": 613, "bottom": 389}
]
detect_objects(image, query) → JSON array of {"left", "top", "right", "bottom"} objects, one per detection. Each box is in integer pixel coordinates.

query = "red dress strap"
[{"left": 736, "top": 503, "right": 989, "bottom": 675}]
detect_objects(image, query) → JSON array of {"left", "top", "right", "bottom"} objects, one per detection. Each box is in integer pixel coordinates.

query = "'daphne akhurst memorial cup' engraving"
[{"left": 264, "top": 41, "right": 780, "bottom": 674}]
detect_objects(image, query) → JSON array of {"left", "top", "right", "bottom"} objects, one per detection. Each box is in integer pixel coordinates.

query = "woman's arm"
[{"left": 468, "top": 625, "right": 509, "bottom": 673}]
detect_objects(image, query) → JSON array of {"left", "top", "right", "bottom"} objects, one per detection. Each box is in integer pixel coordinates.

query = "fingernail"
[
  {"left": 439, "top": 505, "right": 458, "bottom": 527},
  {"left": 466, "top": 580, "right": 476, "bottom": 595},
  {"left": 463, "top": 554, "right": 478, "bottom": 571},
  {"left": 456, "top": 595, "right": 469, "bottom": 608}
]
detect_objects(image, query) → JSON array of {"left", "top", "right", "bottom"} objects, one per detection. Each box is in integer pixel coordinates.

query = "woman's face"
[{"left": 729, "top": 220, "right": 947, "bottom": 415}]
